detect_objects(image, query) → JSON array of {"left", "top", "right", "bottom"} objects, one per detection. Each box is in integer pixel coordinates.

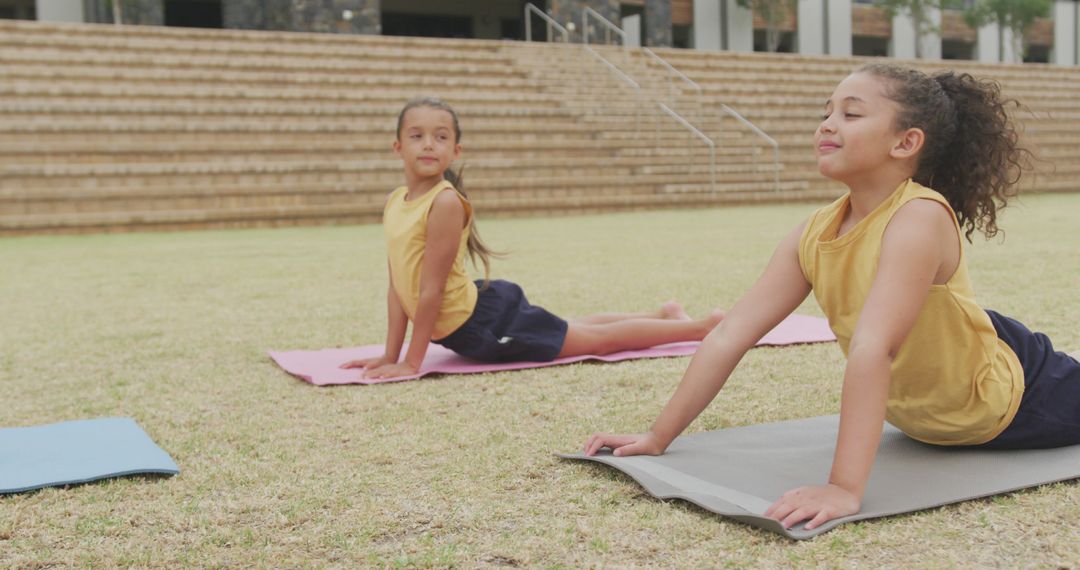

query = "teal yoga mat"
[
  {"left": 561, "top": 415, "right": 1080, "bottom": 539},
  {"left": 0, "top": 418, "right": 179, "bottom": 494}
]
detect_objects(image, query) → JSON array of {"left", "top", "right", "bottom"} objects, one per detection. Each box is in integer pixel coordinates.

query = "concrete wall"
[
  {"left": 223, "top": 0, "right": 377, "bottom": 33},
  {"left": 292, "top": 0, "right": 378, "bottom": 34},
  {"left": 645, "top": 0, "right": 672, "bottom": 46},
  {"left": 550, "top": 0, "right": 620, "bottom": 44}
]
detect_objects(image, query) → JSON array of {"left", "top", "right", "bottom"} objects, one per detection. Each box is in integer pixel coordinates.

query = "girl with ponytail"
[
  {"left": 585, "top": 64, "right": 1079, "bottom": 531},
  {"left": 344, "top": 97, "right": 723, "bottom": 379}
]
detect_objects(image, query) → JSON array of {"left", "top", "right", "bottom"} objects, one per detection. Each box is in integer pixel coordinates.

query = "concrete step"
[
  {"left": 1, "top": 164, "right": 789, "bottom": 197},
  {"left": 2, "top": 19, "right": 1076, "bottom": 236},
  {"left": 1, "top": 64, "right": 543, "bottom": 91},
  {"left": 0, "top": 46, "right": 526, "bottom": 79},
  {"left": 0, "top": 184, "right": 843, "bottom": 236},
  {"left": 0, "top": 82, "right": 564, "bottom": 108}
]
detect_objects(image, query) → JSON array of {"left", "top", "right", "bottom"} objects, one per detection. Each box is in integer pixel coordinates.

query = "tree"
[
  {"left": 736, "top": 0, "right": 797, "bottom": 52},
  {"left": 965, "top": 0, "right": 1052, "bottom": 63},
  {"left": 877, "top": 0, "right": 944, "bottom": 59}
]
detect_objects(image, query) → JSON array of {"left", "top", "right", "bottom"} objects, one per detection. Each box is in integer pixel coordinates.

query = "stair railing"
[
  {"left": 583, "top": 7, "right": 714, "bottom": 192},
  {"left": 523, "top": 3, "right": 570, "bottom": 43},
  {"left": 718, "top": 103, "right": 780, "bottom": 191}
]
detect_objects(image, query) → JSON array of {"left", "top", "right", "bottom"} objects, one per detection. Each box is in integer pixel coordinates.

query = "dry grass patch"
[{"left": 2, "top": 193, "right": 1079, "bottom": 568}]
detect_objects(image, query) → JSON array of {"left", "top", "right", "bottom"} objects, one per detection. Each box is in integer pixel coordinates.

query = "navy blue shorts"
[
  {"left": 972, "top": 310, "right": 1080, "bottom": 449},
  {"left": 433, "top": 279, "right": 568, "bottom": 363}
]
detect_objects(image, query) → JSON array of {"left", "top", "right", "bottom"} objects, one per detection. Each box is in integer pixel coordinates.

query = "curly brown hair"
[{"left": 857, "top": 63, "right": 1032, "bottom": 241}]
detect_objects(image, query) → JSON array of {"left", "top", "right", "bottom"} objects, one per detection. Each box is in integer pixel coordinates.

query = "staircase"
[{"left": 2, "top": 19, "right": 1076, "bottom": 235}]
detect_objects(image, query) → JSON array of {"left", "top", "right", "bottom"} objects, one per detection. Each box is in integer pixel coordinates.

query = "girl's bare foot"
[{"left": 659, "top": 300, "right": 691, "bottom": 321}]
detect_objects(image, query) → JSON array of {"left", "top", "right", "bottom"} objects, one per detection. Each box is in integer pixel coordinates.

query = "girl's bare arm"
[
  {"left": 383, "top": 271, "right": 408, "bottom": 361},
  {"left": 767, "top": 198, "right": 954, "bottom": 530},
  {"left": 585, "top": 221, "right": 812, "bottom": 456},
  {"left": 340, "top": 263, "right": 409, "bottom": 370},
  {"left": 371, "top": 191, "right": 464, "bottom": 377}
]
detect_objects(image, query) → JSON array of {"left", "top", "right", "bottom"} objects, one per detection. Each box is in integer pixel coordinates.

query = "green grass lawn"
[{"left": 2, "top": 193, "right": 1079, "bottom": 568}]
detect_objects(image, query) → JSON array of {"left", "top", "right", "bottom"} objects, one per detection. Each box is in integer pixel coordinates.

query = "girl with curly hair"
[{"left": 584, "top": 63, "right": 1080, "bottom": 530}]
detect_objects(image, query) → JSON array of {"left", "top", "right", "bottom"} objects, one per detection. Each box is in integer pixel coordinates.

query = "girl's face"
[
  {"left": 815, "top": 72, "right": 909, "bottom": 185},
  {"left": 394, "top": 106, "right": 462, "bottom": 184}
]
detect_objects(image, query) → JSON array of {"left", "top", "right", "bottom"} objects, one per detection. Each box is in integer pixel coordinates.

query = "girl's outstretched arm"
[
  {"left": 765, "top": 199, "right": 956, "bottom": 530},
  {"left": 341, "top": 264, "right": 408, "bottom": 371},
  {"left": 363, "top": 190, "right": 465, "bottom": 379},
  {"left": 383, "top": 277, "right": 409, "bottom": 361},
  {"left": 584, "top": 221, "right": 812, "bottom": 456}
]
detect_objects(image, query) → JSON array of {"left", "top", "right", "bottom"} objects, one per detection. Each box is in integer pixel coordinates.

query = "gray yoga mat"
[
  {"left": 561, "top": 415, "right": 1080, "bottom": 539},
  {"left": 0, "top": 417, "right": 179, "bottom": 494}
]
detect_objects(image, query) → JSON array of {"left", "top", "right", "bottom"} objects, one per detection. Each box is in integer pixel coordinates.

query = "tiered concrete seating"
[
  {"left": 2, "top": 20, "right": 799, "bottom": 234},
  {"left": 2, "top": 19, "right": 1076, "bottom": 234},
  {"left": 641, "top": 48, "right": 1080, "bottom": 197}
]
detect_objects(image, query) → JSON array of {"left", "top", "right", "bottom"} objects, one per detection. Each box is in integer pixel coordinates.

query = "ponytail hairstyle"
[
  {"left": 857, "top": 63, "right": 1032, "bottom": 241},
  {"left": 395, "top": 96, "right": 500, "bottom": 284}
]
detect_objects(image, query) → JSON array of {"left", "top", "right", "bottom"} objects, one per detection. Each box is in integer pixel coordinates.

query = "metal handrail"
[
  {"left": 719, "top": 103, "right": 781, "bottom": 191},
  {"left": 643, "top": 47, "right": 701, "bottom": 111},
  {"left": 580, "top": 8, "right": 714, "bottom": 192},
  {"left": 577, "top": 5, "right": 777, "bottom": 193},
  {"left": 524, "top": 3, "right": 569, "bottom": 43},
  {"left": 583, "top": 7, "right": 698, "bottom": 108},
  {"left": 582, "top": 44, "right": 646, "bottom": 134},
  {"left": 642, "top": 48, "right": 700, "bottom": 91},
  {"left": 583, "top": 6, "right": 627, "bottom": 47},
  {"left": 658, "top": 102, "right": 715, "bottom": 194},
  {"left": 583, "top": 47, "right": 642, "bottom": 92}
]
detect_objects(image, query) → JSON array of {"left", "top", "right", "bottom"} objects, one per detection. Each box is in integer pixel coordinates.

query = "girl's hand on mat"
[
  {"left": 362, "top": 362, "right": 419, "bottom": 379},
  {"left": 340, "top": 355, "right": 394, "bottom": 370},
  {"left": 764, "top": 484, "right": 860, "bottom": 530},
  {"left": 583, "top": 432, "right": 665, "bottom": 457}
]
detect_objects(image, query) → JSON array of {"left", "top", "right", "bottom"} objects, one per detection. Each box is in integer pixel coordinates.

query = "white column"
[
  {"left": 798, "top": 0, "right": 825, "bottom": 55},
  {"left": 1001, "top": 26, "right": 1018, "bottom": 62},
  {"left": 799, "top": 0, "right": 852, "bottom": 56},
  {"left": 976, "top": 23, "right": 1001, "bottom": 62},
  {"left": 35, "top": 0, "right": 85, "bottom": 21},
  {"left": 623, "top": 14, "right": 642, "bottom": 47},
  {"left": 828, "top": 0, "right": 852, "bottom": 56},
  {"left": 1052, "top": 0, "right": 1077, "bottom": 65},
  {"left": 891, "top": 11, "right": 917, "bottom": 58},
  {"left": 921, "top": 7, "right": 942, "bottom": 59},
  {"left": 725, "top": 0, "right": 754, "bottom": 52},
  {"left": 693, "top": 0, "right": 723, "bottom": 50},
  {"left": 891, "top": 7, "right": 941, "bottom": 59}
]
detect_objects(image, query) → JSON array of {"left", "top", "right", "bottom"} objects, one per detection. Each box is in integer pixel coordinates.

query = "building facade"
[{"left": 13, "top": 0, "right": 1079, "bottom": 65}]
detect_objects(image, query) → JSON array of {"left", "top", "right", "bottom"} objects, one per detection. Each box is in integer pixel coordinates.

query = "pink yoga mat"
[{"left": 269, "top": 313, "right": 835, "bottom": 386}]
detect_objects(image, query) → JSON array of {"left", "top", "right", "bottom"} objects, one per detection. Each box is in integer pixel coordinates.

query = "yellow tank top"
[
  {"left": 383, "top": 179, "right": 478, "bottom": 340},
  {"left": 798, "top": 179, "right": 1024, "bottom": 445}
]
